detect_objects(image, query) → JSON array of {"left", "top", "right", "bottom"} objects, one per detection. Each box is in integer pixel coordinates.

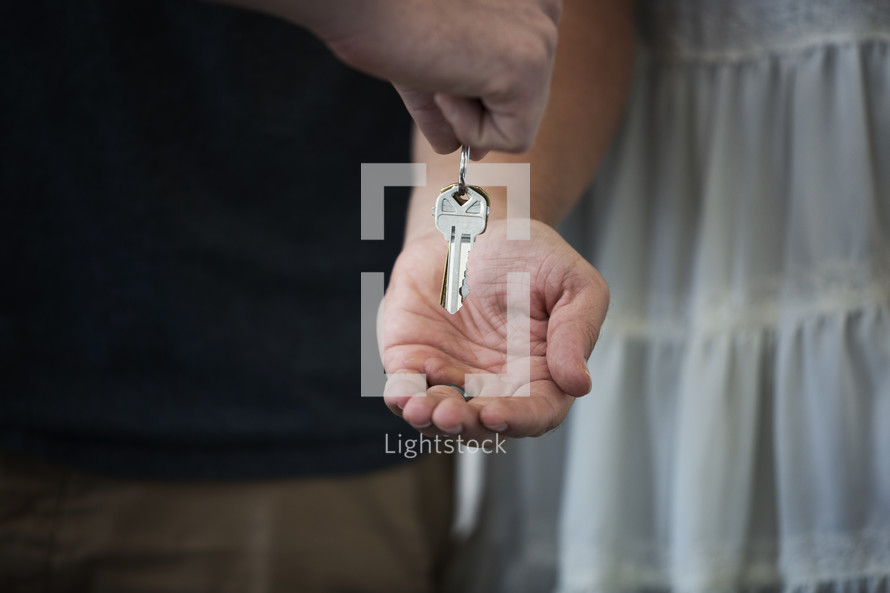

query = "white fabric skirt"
[{"left": 556, "top": 6, "right": 890, "bottom": 592}]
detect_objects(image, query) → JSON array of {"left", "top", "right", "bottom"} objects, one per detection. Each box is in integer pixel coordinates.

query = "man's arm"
[
  {"left": 209, "top": 0, "right": 562, "bottom": 155},
  {"left": 384, "top": 0, "right": 636, "bottom": 440}
]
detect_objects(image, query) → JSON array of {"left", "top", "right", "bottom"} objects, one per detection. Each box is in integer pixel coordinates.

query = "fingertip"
[
  {"left": 547, "top": 317, "right": 599, "bottom": 396},
  {"left": 398, "top": 86, "right": 461, "bottom": 155},
  {"left": 469, "top": 147, "right": 489, "bottom": 161},
  {"left": 478, "top": 403, "right": 509, "bottom": 433},
  {"left": 383, "top": 372, "right": 427, "bottom": 406},
  {"left": 425, "top": 131, "right": 461, "bottom": 155},
  {"left": 384, "top": 398, "right": 405, "bottom": 418},
  {"left": 432, "top": 387, "right": 476, "bottom": 435},
  {"left": 486, "top": 421, "right": 508, "bottom": 433},
  {"left": 401, "top": 393, "right": 438, "bottom": 429},
  {"left": 401, "top": 404, "right": 430, "bottom": 430},
  {"left": 566, "top": 365, "right": 592, "bottom": 398},
  {"left": 553, "top": 362, "right": 593, "bottom": 397},
  {"left": 442, "top": 424, "right": 464, "bottom": 436},
  {"left": 433, "top": 93, "right": 484, "bottom": 147}
]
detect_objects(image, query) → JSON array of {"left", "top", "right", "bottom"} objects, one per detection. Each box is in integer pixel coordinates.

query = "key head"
[{"left": 433, "top": 184, "right": 490, "bottom": 240}]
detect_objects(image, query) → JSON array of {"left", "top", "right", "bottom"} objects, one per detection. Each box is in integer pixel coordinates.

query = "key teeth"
[{"left": 460, "top": 270, "right": 470, "bottom": 300}]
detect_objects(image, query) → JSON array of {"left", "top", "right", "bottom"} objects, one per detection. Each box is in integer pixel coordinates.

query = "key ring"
[{"left": 458, "top": 144, "right": 470, "bottom": 195}]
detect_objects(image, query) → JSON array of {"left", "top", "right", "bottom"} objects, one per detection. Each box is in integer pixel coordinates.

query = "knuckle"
[
  {"left": 586, "top": 318, "right": 603, "bottom": 354},
  {"left": 521, "top": 7, "right": 560, "bottom": 64},
  {"left": 517, "top": 125, "right": 540, "bottom": 152},
  {"left": 539, "top": 17, "right": 560, "bottom": 58},
  {"left": 594, "top": 267, "right": 610, "bottom": 304},
  {"left": 585, "top": 265, "right": 610, "bottom": 311},
  {"left": 486, "top": 117, "right": 534, "bottom": 153},
  {"left": 587, "top": 263, "right": 608, "bottom": 292},
  {"left": 508, "top": 130, "right": 536, "bottom": 153},
  {"left": 520, "top": 24, "right": 558, "bottom": 73},
  {"left": 539, "top": 0, "right": 563, "bottom": 25},
  {"left": 499, "top": 16, "right": 558, "bottom": 79}
]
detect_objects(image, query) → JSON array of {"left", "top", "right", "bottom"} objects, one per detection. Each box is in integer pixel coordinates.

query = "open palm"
[{"left": 382, "top": 219, "right": 609, "bottom": 441}]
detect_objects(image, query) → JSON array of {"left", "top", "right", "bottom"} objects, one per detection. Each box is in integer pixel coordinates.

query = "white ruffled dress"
[
  {"left": 449, "top": 4, "right": 890, "bottom": 592},
  {"left": 555, "top": 1, "right": 890, "bottom": 592}
]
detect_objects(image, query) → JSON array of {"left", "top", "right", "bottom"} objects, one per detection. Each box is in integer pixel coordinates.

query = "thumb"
[{"left": 546, "top": 268, "right": 609, "bottom": 396}]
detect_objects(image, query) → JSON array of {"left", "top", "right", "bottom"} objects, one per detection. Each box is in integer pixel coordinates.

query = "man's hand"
[
  {"left": 380, "top": 0, "right": 560, "bottom": 156},
  {"left": 218, "top": 0, "right": 560, "bottom": 155},
  {"left": 324, "top": 0, "right": 560, "bottom": 156},
  {"left": 382, "top": 219, "right": 608, "bottom": 441}
]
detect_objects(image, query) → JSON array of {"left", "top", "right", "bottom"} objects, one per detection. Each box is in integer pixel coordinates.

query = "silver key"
[{"left": 432, "top": 183, "right": 490, "bottom": 314}]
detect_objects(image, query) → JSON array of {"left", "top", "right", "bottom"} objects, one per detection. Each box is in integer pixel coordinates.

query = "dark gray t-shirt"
[{"left": 0, "top": 0, "right": 413, "bottom": 478}]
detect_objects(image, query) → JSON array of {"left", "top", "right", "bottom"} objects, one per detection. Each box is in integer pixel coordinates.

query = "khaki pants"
[{"left": 0, "top": 449, "right": 453, "bottom": 593}]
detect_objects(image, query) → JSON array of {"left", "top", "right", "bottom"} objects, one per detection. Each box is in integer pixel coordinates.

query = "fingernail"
[
  {"left": 583, "top": 367, "right": 592, "bottom": 391},
  {"left": 442, "top": 424, "right": 463, "bottom": 436},
  {"left": 411, "top": 421, "right": 432, "bottom": 429},
  {"left": 396, "top": 402, "right": 404, "bottom": 410},
  {"left": 487, "top": 422, "right": 508, "bottom": 432}
]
